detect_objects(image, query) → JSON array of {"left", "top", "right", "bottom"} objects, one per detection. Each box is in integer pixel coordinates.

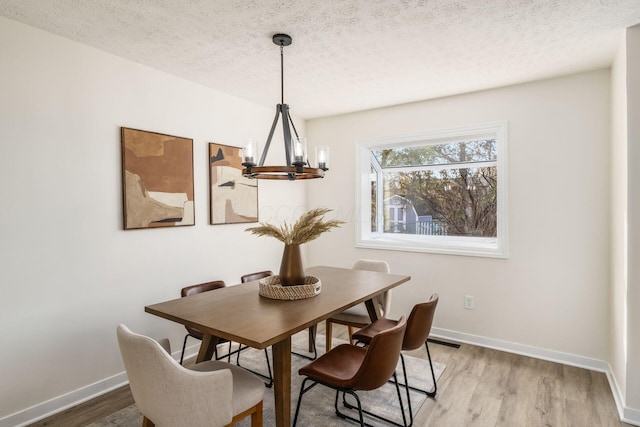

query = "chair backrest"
[
  {"left": 181, "top": 281, "right": 226, "bottom": 336},
  {"left": 116, "top": 324, "right": 233, "bottom": 427},
  {"left": 241, "top": 270, "right": 273, "bottom": 283},
  {"left": 350, "top": 316, "right": 407, "bottom": 391},
  {"left": 181, "top": 280, "right": 226, "bottom": 297},
  {"left": 352, "top": 259, "right": 392, "bottom": 315},
  {"left": 403, "top": 293, "right": 439, "bottom": 350}
]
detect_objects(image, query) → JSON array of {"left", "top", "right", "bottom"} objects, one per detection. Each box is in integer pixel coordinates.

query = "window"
[{"left": 355, "top": 122, "right": 508, "bottom": 258}]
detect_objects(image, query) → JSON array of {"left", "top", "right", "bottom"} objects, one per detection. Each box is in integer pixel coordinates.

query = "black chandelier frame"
[{"left": 242, "top": 34, "right": 328, "bottom": 180}]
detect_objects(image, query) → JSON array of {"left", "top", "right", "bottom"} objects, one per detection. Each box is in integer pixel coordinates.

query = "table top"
[{"left": 145, "top": 265, "right": 411, "bottom": 348}]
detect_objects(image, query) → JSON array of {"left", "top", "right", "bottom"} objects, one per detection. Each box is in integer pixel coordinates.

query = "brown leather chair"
[
  {"left": 293, "top": 317, "right": 408, "bottom": 427},
  {"left": 240, "top": 270, "right": 273, "bottom": 283},
  {"left": 325, "top": 259, "right": 391, "bottom": 352},
  {"left": 352, "top": 293, "right": 439, "bottom": 425},
  {"left": 241, "top": 271, "right": 318, "bottom": 360},
  {"left": 179, "top": 280, "right": 227, "bottom": 365}
]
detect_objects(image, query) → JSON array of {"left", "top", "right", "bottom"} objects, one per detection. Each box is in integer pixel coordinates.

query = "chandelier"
[{"left": 242, "top": 34, "right": 329, "bottom": 180}]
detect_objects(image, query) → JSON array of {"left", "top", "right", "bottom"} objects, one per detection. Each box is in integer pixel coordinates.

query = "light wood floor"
[
  {"left": 29, "top": 325, "right": 629, "bottom": 427},
  {"left": 406, "top": 342, "right": 630, "bottom": 427}
]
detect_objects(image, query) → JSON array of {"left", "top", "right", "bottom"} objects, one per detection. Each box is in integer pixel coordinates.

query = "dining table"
[{"left": 145, "top": 265, "right": 411, "bottom": 427}]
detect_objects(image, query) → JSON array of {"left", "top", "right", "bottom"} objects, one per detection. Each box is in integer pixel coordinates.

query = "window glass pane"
[
  {"left": 381, "top": 166, "right": 497, "bottom": 237},
  {"left": 357, "top": 121, "right": 507, "bottom": 258},
  {"left": 370, "top": 165, "right": 377, "bottom": 232},
  {"left": 373, "top": 139, "right": 497, "bottom": 168}
]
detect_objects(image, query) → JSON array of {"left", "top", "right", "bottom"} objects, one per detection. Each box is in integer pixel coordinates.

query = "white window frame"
[{"left": 355, "top": 121, "right": 509, "bottom": 258}]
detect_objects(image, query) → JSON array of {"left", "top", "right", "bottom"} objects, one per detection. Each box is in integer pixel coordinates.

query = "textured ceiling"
[{"left": 1, "top": 0, "right": 639, "bottom": 118}]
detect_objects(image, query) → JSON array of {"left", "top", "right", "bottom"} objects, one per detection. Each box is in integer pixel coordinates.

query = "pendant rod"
[{"left": 280, "top": 44, "right": 284, "bottom": 105}]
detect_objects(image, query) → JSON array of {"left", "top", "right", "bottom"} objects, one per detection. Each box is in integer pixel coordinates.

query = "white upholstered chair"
[
  {"left": 117, "top": 324, "right": 265, "bottom": 427},
  {"left": 325, "top": 259, "right": 392, "bottom": 351}
]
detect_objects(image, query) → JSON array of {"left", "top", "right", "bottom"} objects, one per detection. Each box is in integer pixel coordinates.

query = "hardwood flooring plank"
[
  {"left": 589, "top": 370, "right": 627, "bottom": 427},
  {"left": 495, "top": 355, "right": 540, "bottom": 426},
  {"left": 466, "top": 395, "right": 503, "bottom": 426},
  {"left": 563, "top": 364, "right": 593, "bottom": 402},
  {"left": 27, "top": 385, "right": 133, "bottom": 427},
  {"left": 532, "top": 376, "right": 563, "bottom": 426},
  {"left": 29, "top": 327, "right": 633, "bottom": 427},
  {"left": 563, "top": 396, "right": 603, "bottom": 426},
  {"left": 465, "top": 349, "right": 513, "bottom": 425}
]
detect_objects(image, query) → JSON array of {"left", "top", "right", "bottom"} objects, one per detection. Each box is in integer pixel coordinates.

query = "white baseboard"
[
  {"left": 623, "top": 405, "right": 640, "bottom": 426},
  {"left": 606, "top": 367, "right": 627, "bottom": 422},
  {"left": 0, "top": 371, "right": 128, "bottom": 427},
  {"left": 0, "top": 344, "right": 197, "bottom": 427},
  {"left": 3, "top": 331, "right": 639, "bottom": 427},
  {"left": 431, "top": 327, "right": 640, "bottom": 427},
  {"left": 607, "top": 368, "right": 640, "bottom": 426},
  {"left": 431, "top": 327, "right": 609, "bottom": 371}
]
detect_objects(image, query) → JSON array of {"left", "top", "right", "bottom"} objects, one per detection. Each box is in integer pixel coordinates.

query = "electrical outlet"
[{"left": 464, "top": 295, "right": 475, "bottom": 310}]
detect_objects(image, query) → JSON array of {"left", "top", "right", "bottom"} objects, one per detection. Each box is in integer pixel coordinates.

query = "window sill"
[{"left": 356, "top": 234, "right": 508, "bottom": 259}]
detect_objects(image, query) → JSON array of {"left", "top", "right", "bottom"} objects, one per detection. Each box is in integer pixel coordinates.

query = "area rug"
[{"left": 90, "top": 332, "right": 445, "bottom": 426}]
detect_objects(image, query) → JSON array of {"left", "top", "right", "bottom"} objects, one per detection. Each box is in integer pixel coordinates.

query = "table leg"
[
  {"left": 196, "top": 334, "right": 219, "bottom": 363},
  {"left": 365, "top": 298, "right": 382, "bottom": 321},
  {"left": 272, "top": 337, "right": 292, "bottom": 427}
]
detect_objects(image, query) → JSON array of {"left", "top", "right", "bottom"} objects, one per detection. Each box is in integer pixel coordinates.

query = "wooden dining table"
[{"left": 145, "top": 265, "right": 411, "bottom": 427}]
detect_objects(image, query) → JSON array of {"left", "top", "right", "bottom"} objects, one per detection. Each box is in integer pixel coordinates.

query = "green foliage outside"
[{"left": 372, "top": 139, "right": 497, "bottom": 237}]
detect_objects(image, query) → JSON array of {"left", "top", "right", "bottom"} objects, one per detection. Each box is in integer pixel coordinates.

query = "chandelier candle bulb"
[
  {"left": 292, "top": 137, "right": 307, "bottom": 165},
  {"left": 242, "top": 139, "right": 258, "bottom": 166},
  {"left": 316, "top": 146, "right": 329, "bottom": 170}
]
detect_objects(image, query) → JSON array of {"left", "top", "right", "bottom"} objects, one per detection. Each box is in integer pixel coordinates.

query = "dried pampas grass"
[{"left": 246, "top": 208, "right": 345, "bottom": 245}]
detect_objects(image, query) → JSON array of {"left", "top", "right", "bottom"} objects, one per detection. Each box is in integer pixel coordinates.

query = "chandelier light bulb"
[
  {"left": 242, "top": 139, "right": 258, "bottom": 166},
  {"left": 316, "top": 146, "right": 329, "bottom": 170}
]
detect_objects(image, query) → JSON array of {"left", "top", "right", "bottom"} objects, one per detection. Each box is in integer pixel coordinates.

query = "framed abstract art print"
[
  {"left": 209, "top": 143, "right": 258, "bottom": 225},
  {"left": 121, "top": 127, "right": 195, "bottom": 230}
]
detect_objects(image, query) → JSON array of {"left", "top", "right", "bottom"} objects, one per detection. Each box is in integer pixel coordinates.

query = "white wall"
[
  {"left": 306, "top": 70, "right": 611, "bottom": 360},
  {"left": 610, "top": 30, "right": 629, "bottom": 406},
  {"left": 0, "top": 17, "right": 306, "bottom": 422},
  {"left": 625, "top": 24, "right": 640, "bottom": 413}
]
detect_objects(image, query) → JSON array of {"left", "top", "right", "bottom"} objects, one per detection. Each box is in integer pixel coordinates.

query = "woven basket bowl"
[{"left": 258, "top": 275, "right": 321, "bottom": 300}]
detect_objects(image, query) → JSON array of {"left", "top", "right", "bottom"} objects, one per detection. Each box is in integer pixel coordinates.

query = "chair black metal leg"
[
  {"left": 393, "top": 372, "right": 409, "bottom": 427},
  {"left": 292, "top": 326, "right": 318, "bottom": 360},
  {"left": 341, "top": 373, "right": 408, "bottom": 427},
  {"left": 211, "top": 341, "right": 227, "bottom": 360},
  {"left": 214, "top": 341, "right": 236, "bottom": 361},
  {"left": 236, "top": 343, "right": 243, "bottom": 365},
  {"left": 309, "top": 325, "right": 318, "bottom": 359},
  {"left": 424, "top": 340, "right": 437, "bottom": 397},
  {"left": 262, "top": 348, "right": 273, "bottom": 387},
  {"left": 235, "top": 343, "right": 274, "bottom": 387},
  {"left": 179, "top": 334, "right": 191, "bottom": 365},
  {"left": 180, "top": 333, "right": 207, "bottom": 365},
  {"left": 335, "top": 390, "right": 365, "bottom": 426},
  {"left": 392, "top": 342, "right": 438, "bottom": 398},
  {"left": 400, "top": 353, "right": 414, "bottom": 426},
  {"left": 293, "top": 378, "right": 319, "bottom": 427},
  {"left": 297, "top": 374, "right": 407, "bottom": 427}
]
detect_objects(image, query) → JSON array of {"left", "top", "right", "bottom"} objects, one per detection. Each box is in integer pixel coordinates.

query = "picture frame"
[
  {"left": 209, "top": 142, "right": 258, "bottom": 225},
  {"left": 121, "top": 127, "right": 195, "bottom": 230}
]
